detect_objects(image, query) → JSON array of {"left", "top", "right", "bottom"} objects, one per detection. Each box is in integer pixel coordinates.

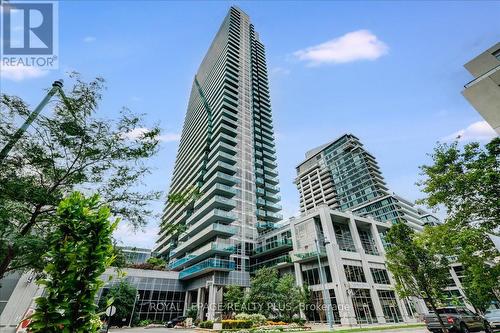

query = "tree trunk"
[
  {"left": 0, "top": 245, "right": 14, "bottom": 281},
  {"left": 0, "top": 205, "right": 43, "bottom": 280},
  {"left": 428, "top": 298, "right": 448, "bottom": 333}
]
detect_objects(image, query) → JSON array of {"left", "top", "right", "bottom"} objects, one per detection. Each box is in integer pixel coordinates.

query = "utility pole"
[
  {"left": 315, "top": 238, "right": 335, "bottom": 331},
  {"left": 128, "top": 291, "right": 140, "bottom": 327},
  {"left": 0, "top": 79, "right": 70, "bottom": 162}
]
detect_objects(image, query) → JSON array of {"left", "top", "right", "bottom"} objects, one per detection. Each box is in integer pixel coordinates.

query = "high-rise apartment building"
[
  {"left": 295, "top": 134, "right": 437, "bottom": 231},
  {"left": 154, "top": 7, "right": 281, "bottom": 319},
  {"left": 462, "top": 42, "right": 500, "bottom": 134}
]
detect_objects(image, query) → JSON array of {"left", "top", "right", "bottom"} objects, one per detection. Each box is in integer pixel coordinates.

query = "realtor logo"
[{"left": 1, "top": 1, "right": 58, "bottom": 68}]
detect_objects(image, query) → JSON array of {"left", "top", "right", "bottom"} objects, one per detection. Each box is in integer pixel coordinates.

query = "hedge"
[{"left": 222, "top": 319, "right": 253, "bottom": 329}]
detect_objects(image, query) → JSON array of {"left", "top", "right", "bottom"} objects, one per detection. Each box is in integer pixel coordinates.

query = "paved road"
[{"left": 109, "top": 327, "right": 430, "bottom": 333}]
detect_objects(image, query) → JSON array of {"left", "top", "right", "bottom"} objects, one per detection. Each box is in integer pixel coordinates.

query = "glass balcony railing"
[
  {"left": 168, "top": 255, "right": 196, "bottom": 270},
  {"left": 251, "top": 254, "right": 292, "bottom": 272},
  {"left": 256, "top": 221, "right": 275, "bottom": 230},
  {"left": 253, "top": 238, "right": 292, "bottom": 255},
  {"left": 179, "top": 258, "right": 235, "bottom": 279}
]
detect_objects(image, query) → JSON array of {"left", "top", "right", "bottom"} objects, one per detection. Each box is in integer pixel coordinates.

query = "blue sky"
[{"left": 1, "top": 1, "right": 498, "bottom": 248}]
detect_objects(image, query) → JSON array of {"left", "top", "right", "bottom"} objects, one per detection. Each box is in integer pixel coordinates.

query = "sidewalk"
[{"left": 309, "top": 323, "right": 427, "bottom": 332}]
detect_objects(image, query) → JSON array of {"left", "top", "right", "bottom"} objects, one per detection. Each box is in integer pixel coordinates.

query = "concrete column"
[
  {"left": 370, "top": 223, "right": 386, "bottom": 256},
  {"left": 196, "top": 288, "right": 204, "bottom": 321},
  {"left": 347, "top": 214, "right": 364, "bottom": 254},
  {"left": 206, "top": 283, "right": 216, "bottom": 321},
  {"left": 369, "top": 288, "right": 387, "bottom": 324},
  {"left": 182, "top": 290, "right": 192, "bottom": 319},
  {"left": 318, "top": 207, "right": 357, "bottom": 326}
]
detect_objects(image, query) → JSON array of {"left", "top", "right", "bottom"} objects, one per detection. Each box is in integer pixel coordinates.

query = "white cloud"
[
  {"left": 443, "top": 120, "right": 497, "bottom": 142},
  {"left": 122, "top": 127, "right": 180, "bottom": 143},
  {"left": 294, "top": 29, "right": 389, "bottom": 66},
  {"left": 83, "top": 36, "right": 96, "bottom": 43},
  {"left": 1, "top": 66, "right": 49, "bottom": 81}
]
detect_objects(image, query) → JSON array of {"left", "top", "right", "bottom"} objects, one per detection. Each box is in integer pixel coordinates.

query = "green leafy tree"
[
  {"left": 275, "top": 273, "right": 304, "bottom": 321},
  {"left": 385, "top": 222, "right": 451, "bottom": 333},
  {"left": 248, "top": 267, "right": 279, "bottom": 317},
  {"left": 28, "top": 192, "right": 117, "bottom": 333},
  {"left": 223, "top": 285, "right": 246, "bottom": 315},
  {"left": 186, "top": 304, "right": 198, "bottom": 319},
  {"left": 110, "top": 246, "right": 127, "bottom": 269},
  {"left": 418, "top": 138, "right": 500, "bottom": 312},
  {"left": 0, "top": 73, "right": 161, "bottom": 280},
  {"left": 418, "top": 138, "right": 499, "bottom": 232},
  {"left": 146, "top": 256, "right": 166, "bottom": 268},
  {"left": 98, "top": 280, "right": 138, "bottom": 327}
]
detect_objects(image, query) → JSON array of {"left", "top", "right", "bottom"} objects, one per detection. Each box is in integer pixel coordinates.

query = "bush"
[
  {"left": 291, "top": 317, "right": 306, "bottom": 326},
  {"left": 138, "top": 319, "right": 152, "bottom": 327},
  {"left": 186, "top": 305, "right": 198, "bottom": 319},
  {"left": 200, "top": 320, "right": 214, "bottom": 329},
  {"left": 222, "top": 319, "right": 253, "bottom": 329},
  {"left": 249, "top": 314, "right": 267, "bottom": 326}
]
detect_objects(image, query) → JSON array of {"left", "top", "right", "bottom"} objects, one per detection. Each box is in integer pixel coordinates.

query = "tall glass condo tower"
[{"left": 155, "top": 7, "right": 281, "bottom": 319}]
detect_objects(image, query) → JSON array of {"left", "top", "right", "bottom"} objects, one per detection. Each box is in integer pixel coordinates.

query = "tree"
[
  {"left": 98, "top": 280, "right": 138, "bottom": 327},
  {"left": 223, "top": 285, "right": 246, "bottom": 316},
  {"left": 275, "top": 273, "right": 304, "bottom": 321},
  {"left": 28, "top": 192, "right": 117, "bottom": 333},
  {"left": 248, "top": 267, "right": 279, "bottom": 317},
  {"left": 146, "top": 256, "right": 166, "bottom": 268},
  {"left": 418, "top": 138, "right": 500, "bottom": 312},
  {"left": 385, "top": 222, "right": 451, "bottom": 333},
  {"left": 418, "top": 138, "right": 499, "bottom": 232},
  {"left": 0, "top": 73, "right": 161, "bottom": 280}
]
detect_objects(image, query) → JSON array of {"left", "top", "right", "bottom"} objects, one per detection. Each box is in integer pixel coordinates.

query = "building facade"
[
  {"left": 155, "top": 6, "right": 281, "bottom": 320},
  {"left": 289, "top": 205, "right": 425, "bottom": 326},
  {"left": 294, "top": 134, "right": 438, "bottom": 231},
  {"left": 462, "top": 42, "right": 500, "bottom": 134}
]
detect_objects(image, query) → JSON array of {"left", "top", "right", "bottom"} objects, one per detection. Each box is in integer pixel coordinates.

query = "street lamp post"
[
  {"left": 128, "top": 292, "right": 140, "bottom": 327},
  {"left": 315, "top": 238, "right": 334, "bottom": 331},
  {"left": 0, "top": 79, "right": 72, "bottom": 163}
]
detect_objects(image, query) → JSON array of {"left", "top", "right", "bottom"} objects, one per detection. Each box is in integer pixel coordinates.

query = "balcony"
[
  {"left": 181, "top": 209, "right": 236, "bottom": 241},
  {"left": 256, "top": 221, "right": 275, "bottom": 231},
  {"left": 201, "top": 172, "right": 238, "bottom": 192},
  {"left": 291, "top": 248, "right": 327, "bottom": 263},
  {"left": 252, "top": 238, "right": 292, "bottom": 258},
  {"left": 189, "top": 196, "right": 236, "bottom": 223},
  {"left": 256, "top": 198, "right": 282, "bottom": 212},
  {"left": 179, "top": 258, "right": 235, "bottom": 280},
  {"left": 195, "top": 184, "right": 237, "bottom": 208},
  {"left": 251, "top": 254, "right": 292, "bottom": 272},
  {"left": 168, "top": 241, "right": 235, "bottom": 270},
  {"left": 172, "top": 223, "right": 237, "bottom": 258}
]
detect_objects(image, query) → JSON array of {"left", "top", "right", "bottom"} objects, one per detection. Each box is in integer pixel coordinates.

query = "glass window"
[
  {"left": 344, "top": 265, "right": 366, "bottom": 283},
  {"left": 370, "top": 268, "right": 391, "bottom": 284},
  {"left": 377, "top": 290, "right": 403, "bottom": 323}
]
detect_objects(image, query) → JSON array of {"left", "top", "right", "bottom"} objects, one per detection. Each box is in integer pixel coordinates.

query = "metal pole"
[
  {"left": 128, "top": 292, "right": 139, "bottom": 327},
  {"left": 315, "top": 238, "right": 334, "bottom": 331},
  {"left": 0, "top": 80, "right": 64, "bottom": 162}
]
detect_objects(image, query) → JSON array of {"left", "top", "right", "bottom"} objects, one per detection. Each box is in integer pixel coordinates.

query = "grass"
[{"left": 310, "top": 323, "right": 425, "bottom": 333}]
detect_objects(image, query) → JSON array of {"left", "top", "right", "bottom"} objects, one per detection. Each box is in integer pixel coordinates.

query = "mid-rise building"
[
  {"left": 295, "top": 134, "right": 438, "bottom": 230},
  {"left": 462, "top": 42, "right": 500, "bottom": 134},
  {"left": 289, "top": 205, "right": 425, "bottom": 325},
  {"left": 154, "top": 6, "right": 281, "bottom": 320}
]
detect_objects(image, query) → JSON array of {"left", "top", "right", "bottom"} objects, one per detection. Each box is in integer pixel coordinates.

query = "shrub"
[
  {"left": 291, "top": 317, "right": 306, "bottom": 326},
  {"left": 222, "top": 319, "right": 253, "bottom": 329},
  {"left": 186, "top": 305, "right": 198, "bottom": 319},
  {"left": 138, "top": 319, "right": 152, "bottom": 327},
  {"left": 200, "top": 320, "right": 214, "bottom": 329},
  {"left": 249, "top": 314, "right": 267, "bottom": 326}
]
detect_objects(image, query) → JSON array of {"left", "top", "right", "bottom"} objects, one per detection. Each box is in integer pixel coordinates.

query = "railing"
[
  {"left": 179, "top": 258, "right": 235, "bottom": 279},
  {"left": 464, "top": 64, "right": 500, "bottom": 89},
  {"left": 335, "top": 235, "right": 357, "bottom": 252},
  {"left": 251, "top": 254, "right": 292, "bottom": 272},
  {"left": 253, "top": 238, "right": 292, "bottom": 255}
]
